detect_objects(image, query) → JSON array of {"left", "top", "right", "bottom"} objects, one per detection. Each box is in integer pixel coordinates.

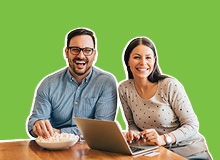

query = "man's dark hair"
[{"left": 66, "top": 28, "right": 96, "bottom": 48}]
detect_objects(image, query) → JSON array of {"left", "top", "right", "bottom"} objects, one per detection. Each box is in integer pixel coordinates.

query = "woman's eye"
[
  {"left": 146, "top": 57, "right": 152, "bottom": 59},
  {"left": 134, "top": 56, "right": 140, "bottom": 59}
]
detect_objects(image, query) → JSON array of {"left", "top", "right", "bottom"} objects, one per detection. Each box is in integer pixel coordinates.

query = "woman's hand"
[
  {"left": 140, "top": 129, "right": 166, "bottom": 146},
  {"left": 125, "top": 130, "right": 141, "bottom": 143}
]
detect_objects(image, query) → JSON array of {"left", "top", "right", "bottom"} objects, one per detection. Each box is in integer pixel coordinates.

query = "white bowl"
[{"left": 35, "top": 136, "right": 79, "bottom": 150}]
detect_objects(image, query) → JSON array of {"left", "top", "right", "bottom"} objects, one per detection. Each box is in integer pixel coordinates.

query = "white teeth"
[
  {"left": 137, "top": 68, "right": 148, "bottom": 71},
  {"left": 76, "top": 61, "right": 86, "bottom": 64}
]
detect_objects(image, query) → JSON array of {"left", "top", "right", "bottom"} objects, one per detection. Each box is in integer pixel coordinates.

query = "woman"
[{"left": 118, "top": 37, "right": 212, "bottom": 159}]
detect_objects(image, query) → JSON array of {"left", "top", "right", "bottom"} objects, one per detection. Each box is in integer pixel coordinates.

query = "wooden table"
[{"left": 0, "top": 140, "right": 187, "bottom": 160}]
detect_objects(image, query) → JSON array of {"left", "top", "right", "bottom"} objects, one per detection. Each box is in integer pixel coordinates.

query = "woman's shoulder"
[
  {"left": 160, "top": 76, "right": 182, "bottom": 85},
  {"left": 118, "top": 79, "right": 134, "bottom": 90},
  {"left": 159, "top": 76, "right": 184, "bottom": 91},
  {"left": 118, "top": 79, "right": 133, "bottom": 85}
]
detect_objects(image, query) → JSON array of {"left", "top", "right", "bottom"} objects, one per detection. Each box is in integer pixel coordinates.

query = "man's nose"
[{"left": 76, "top": 50, "right": 85, "bottom": 59}]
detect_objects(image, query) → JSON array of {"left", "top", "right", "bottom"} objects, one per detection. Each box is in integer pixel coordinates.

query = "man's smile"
[{"left": 74, "top": 60, "right": 87, "bottom": 68}]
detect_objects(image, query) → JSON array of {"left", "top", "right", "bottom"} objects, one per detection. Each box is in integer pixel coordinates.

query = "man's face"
[{"left": 65, "top": 35, "right": 96, "bottom": 77}]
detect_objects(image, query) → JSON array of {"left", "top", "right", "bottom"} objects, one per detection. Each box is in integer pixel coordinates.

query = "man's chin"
[
  {"left": 74, "top": 71, "right": 87, "bottom": 76},
  {"left": 71, "top": 68, "right": 85, "bottom": 76},
  {"left": 73, "top": 67, "right": 91, "bottom": 76},
  {"left": 69, "top": 64, "right": 92, "bottom": 76}
]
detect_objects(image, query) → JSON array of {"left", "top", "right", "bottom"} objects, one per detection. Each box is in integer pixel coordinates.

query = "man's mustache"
[{"left": 73, "top": 58, "right": 88, "bottom": 63}]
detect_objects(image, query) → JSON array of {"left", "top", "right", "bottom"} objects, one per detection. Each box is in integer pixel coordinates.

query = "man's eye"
[
  {"left": 84, "top": 49, "right": 92, "bottom": 52},
  {"left": 72, "top": 49, "right": 80, "bottom": 52}
]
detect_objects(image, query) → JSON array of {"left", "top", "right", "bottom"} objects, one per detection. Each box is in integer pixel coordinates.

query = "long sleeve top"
[
  {"left": 27, "top": 66, "right": 117, "bottom": 137},
  {"left": 118, "top": 77, "right": 209, "bottom": 157}
]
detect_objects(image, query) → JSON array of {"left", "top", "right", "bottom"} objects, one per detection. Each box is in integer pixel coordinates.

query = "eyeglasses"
[{"left": 68, "top": 47, "right": 95, "bottom": 56}]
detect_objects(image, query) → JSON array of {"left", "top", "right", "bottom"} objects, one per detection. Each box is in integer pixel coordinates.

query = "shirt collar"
[{"left": 67, "top": 67, "right": 93, "bottom": 84}]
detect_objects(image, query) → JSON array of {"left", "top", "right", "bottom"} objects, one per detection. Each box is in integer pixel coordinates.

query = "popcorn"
[{"left": 36, "top": 132, "right": 78, "bottom": 142}]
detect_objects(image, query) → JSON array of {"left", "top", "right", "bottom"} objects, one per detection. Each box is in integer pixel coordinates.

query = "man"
[{"left": 26, "top": 28, "right": 117, "bottom": 138}]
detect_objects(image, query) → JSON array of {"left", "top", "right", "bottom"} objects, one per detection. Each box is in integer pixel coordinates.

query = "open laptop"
[{"left": 73, "top": 117, "right": 158, "bottom": 155}]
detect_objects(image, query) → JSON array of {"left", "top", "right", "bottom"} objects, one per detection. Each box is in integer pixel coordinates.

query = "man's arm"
[
  {"left": 27, "top": 78, "right": 52, "bottom": 138},
  {"left": 60, "top": 126, "right": 81, "bottom": 135},
  {"left": 94, "top": 74, "right": 118, "bottom": 121}
]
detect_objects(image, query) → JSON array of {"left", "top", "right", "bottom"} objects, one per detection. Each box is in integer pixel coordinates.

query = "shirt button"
[{"left": 75, "top": 102, "right": 78, "bottom": 104}]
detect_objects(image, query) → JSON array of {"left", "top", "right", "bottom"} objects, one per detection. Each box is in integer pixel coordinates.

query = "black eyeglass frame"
[{"left": 68, "top": 47, "right": 95, "bottom": 56}]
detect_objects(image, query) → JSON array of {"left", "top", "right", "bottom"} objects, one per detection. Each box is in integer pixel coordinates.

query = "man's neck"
[{"left": 69, "top": 67, "right": 91, "bottom": 85}]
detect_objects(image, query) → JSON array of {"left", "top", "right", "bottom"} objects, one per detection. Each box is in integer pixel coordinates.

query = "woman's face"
[{"left": 128, "top": 44, "right": 155, "bottom": 80}]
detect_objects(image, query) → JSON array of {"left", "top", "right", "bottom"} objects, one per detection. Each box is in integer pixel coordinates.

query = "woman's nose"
[{"left": 140, "top": 58, "right": 146, "bottom": 65}]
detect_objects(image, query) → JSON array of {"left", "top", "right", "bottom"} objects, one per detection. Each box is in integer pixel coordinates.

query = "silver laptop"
[{"left": 73, "top": 117, "right": 158, "bottom": 155}]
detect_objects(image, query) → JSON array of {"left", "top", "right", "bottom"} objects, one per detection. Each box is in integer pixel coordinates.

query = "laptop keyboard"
[{"left": 130, "top": 146, "right": 146, "bottom": 153}]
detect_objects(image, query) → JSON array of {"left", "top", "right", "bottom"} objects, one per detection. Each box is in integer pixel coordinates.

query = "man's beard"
[
  {"left": 70, "top": 64, "right": 92, "bottom": 76},
  {"left": 69, "top": 57, "right": 91, "bottom": 76}
]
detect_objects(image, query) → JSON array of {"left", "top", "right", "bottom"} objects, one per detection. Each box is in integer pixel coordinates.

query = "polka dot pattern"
[{"left": 118, "top": 78, "right": 199, "bottom": 141}]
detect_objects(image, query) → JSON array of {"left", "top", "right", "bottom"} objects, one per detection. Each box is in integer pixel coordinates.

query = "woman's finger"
[{"left": 128, "top": 131, "right": 134, "bottom": 143}]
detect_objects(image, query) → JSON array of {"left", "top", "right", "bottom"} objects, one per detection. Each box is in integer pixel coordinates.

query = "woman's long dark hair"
[{"left": 124, "top": 37, "right": 169, "bottom": 82}]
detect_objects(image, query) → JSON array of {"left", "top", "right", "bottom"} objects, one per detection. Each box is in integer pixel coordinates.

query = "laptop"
[{"left": 73, "top": 117, "right": 158, "bottom": 155}]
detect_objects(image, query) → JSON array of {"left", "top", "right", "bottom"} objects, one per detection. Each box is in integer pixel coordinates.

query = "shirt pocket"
[{"left": 81, "top": 97, "right": 96, "bottom": 118}]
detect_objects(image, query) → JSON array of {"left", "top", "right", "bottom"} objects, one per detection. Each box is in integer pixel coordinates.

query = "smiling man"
[{"left": 26, "top": 28, "right": 117, "bottom": 138}]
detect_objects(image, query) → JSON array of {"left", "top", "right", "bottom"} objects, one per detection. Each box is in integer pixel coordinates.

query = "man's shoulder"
[
  {"left": 47, "top": 67, "right": 68, "bottom": 79},
  {"left": 92, "top": 66, "right": 116, "bottom": 81},
  {"left": 38, "top": 67, "right": 68, "bottom": 86}
]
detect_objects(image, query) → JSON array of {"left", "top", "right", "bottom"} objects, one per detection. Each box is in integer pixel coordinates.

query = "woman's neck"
[{"left": 134, "top": 77, "right": 158, "bottom": 100}]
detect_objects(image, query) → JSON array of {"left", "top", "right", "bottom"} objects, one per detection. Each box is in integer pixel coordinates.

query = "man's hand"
[{"left": 33, "top": 119, "right": 60, "bottom": 138}]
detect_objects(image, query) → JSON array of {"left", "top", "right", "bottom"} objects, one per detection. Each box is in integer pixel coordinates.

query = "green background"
[{"left": 0, "top": 0, "right": 218, "bottom": 159}]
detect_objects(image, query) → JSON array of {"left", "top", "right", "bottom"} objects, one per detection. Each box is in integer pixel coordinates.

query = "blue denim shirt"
[{"left": 27, "top": 66, "right": 117, "bottom": 137}]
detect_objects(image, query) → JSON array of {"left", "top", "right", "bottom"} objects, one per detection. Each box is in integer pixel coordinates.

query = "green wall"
[{"left": 1, "top": 1, "right": 218, "bottom": 159}]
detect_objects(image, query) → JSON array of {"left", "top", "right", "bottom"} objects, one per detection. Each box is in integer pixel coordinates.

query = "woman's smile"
[{"left": 128, "top": 44, "right": 155, "bottom": 79}]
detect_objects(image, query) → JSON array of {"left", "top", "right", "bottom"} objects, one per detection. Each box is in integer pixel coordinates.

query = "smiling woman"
[
  {"left": 128, "top": 45, "right": 155, "bottom": 80},
  {"left": 118, "top": 37, "right": 212, "bottom": 160}
]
